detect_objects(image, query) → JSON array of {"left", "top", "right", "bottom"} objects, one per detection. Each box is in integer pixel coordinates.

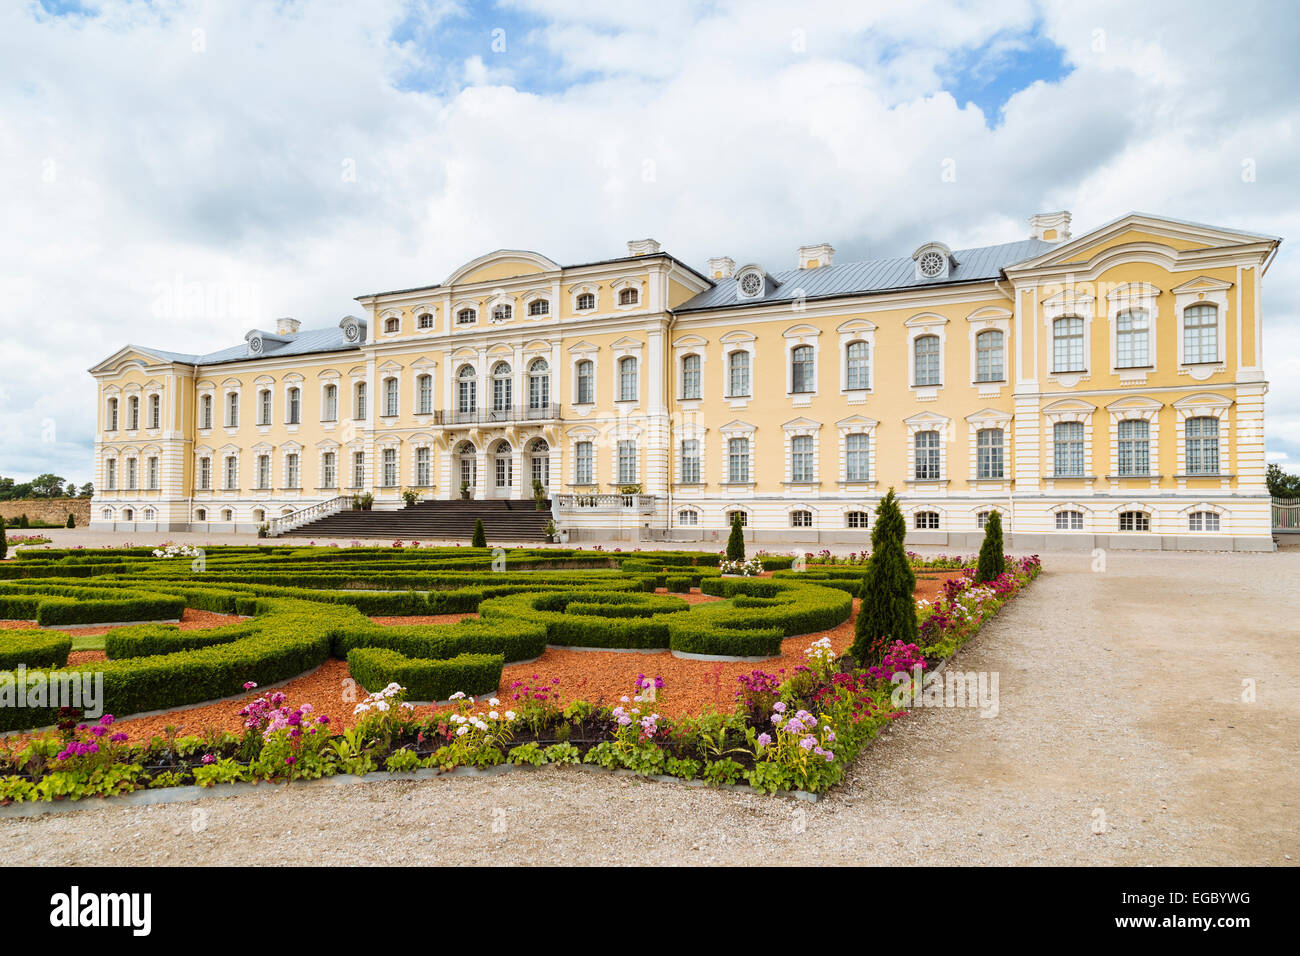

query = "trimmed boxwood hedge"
[
  {"left": 347, "top": 647, "right": 504, "bottom": 701},
  {"left": 0, "top": 545, "right": 854, "bottom": 730},
  {"left": 0, "top": 630, "right": 72, "bottom": 670}
]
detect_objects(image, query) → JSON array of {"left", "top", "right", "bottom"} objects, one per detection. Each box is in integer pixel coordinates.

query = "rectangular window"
[
  {"left": 224, "top": 457, "right": 238, "bottom": 490},
  {"left": 1119, "top": 511, "right": 1150, "bottom": 532},
  {"left": 791, "top": 347, "right": 815, "bottom": 393},
  {"left": 382, "top": 448, "right": 397, "bottom": 486},
  {"left": 285, "top": 453, "right": 300, "bottom": 488},
  {"left": 914, "top": 336, "right": 941, "bottom": 387},
  {"left": 1117, "top": 419, "right": 1149, "bottom": 476},
  {"left": 384, "top": 379, "right": 399, "bottom": 417},
  {"left": 322, "top": 452, "right": 336, "bottom": 489},
  {"left": 352, "top": 452, "right": 365, "bottom": 488},
  {"left": 256, "top": 455, "right": 271, "bottom": 489},
  {"left": 680, "top": 439, "right": 700, "bottom": 483},
  {"left": 617, "top": 440, "right": 637, "bottom": 484},
  {"left": 149, "top": 395, "right": 161, "bottom": 429},
  {"left": 619, "top": 359, "right": 638, "bottom": 402},
  {"left": 259, "top": 390, "right": 272, "bottom": 426},
  {"left": 147, "top": 456, "right": 159, "bottom": 490},
  {"left": 227, "top": 393, "right": 239, "bottom": 428},
  {"left": 126, "top": 458, "right": 138, "bottom": 490},
  {"left": 1189, "top": 511, "right": 1220, "bottom": 532},
  {"left": 976, "top": 428, "right": 1004, "bottom": 479},
  {"left": 914, "top": 430, "right": 941, "bottom": 481},
  {"left": 107, "top": 399, "right": 119, "bottom": 431},
  {"left": 727, "top": 437, "right": 750, "bottom": 484},
  {"left": 1116, "top": 309, "right": 1149, "bottom": 368},
  {"left": 575, "top": 441, "right": 593, "bottom": 484},
  {"left": 323, "top": 385, "right": 338, "bottom": 422},
  {"left": 106, "top": 459, "right": 117, "bottom": 491},
  {"left": 287, "top": 389, "right": 301, "bottom": 424},
  {"left": 417, "top": 376, "right": 432, "bottom": 415},
  {"left": 790, "top": 434, "right": 815, "bottom": 482},
  {"left": 846, "top": 433, "right": 870, "bottom": 481},
  {"left": 415, "top": 447, "right": 430, "bottom": 485},
  {"left": 1053, "top": 421, "right": 1085, "bottom": 476},
  {"left": 198, "top": 457, "right": 210, "bottom": 491},
  {"left": 199, "top": 395, "right": 212, "bottom": 429},
  {"left": 128, "top": 396, "right": 140, "bottom": 430},
  {"left": 355, "top": 383, "right": 367, "bottom": 420},
  {"left": 677, "top": 510, "right": 698, "bottom": 526},
  {"left": 1186, "top": 416, "right": 1219, "bottom": 475}
]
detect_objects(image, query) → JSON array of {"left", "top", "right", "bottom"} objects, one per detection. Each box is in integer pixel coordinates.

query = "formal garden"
[{"left": 0, "top": 492, "right": 1039, "bottom": 803}]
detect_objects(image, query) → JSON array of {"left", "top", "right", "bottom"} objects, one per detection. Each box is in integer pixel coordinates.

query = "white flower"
[
  {"left": 489, "top": 698, "right": 500, "bottom": 706},
  {"left": 456, "top": 725, "right": 468, "bottom": 736},
  {"left": 449, "top": 692, "right": 466, "bottom": 700},
  {"left": 488, "top": 711, "right": 499, "bottom": 720},
  {"left": 375, "top": 700, "right": 390, "bottom": 712},
  {"left": 505, "top": 711, "right": 517, "bottom": 721}
]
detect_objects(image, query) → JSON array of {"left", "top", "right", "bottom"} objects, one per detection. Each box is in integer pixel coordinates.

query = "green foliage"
[
  {"left": 66, "top": 513, "right": 76, "bottom": 528},
  {"left": 346, "top": 647, "right": 504, "bottom": 702},
  {"left": 726, "top": 512, "right": 745, "bottom": 562},
  {"left": 0, "top": 630, "right": 71, "bottom": 670},
  {"left": 471, "top": 518, "right": 487, "bottom": 548},
  {"left": 975, "top": 510, "right": 1005, "bottom": 584},
  {"left": 0, "top": 521, "right": 6, "bottom": 560},
  {"left": 1268, "top": 463, "right": 1300, "bottom": 498},
  {"left": 851, "top": 488, "right": 918, "bottom": 664}
]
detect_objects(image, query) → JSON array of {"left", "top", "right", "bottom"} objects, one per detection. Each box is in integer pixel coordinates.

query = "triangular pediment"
[{"left": 1171, "top": 275, "right": 1234, "bottom": 294}]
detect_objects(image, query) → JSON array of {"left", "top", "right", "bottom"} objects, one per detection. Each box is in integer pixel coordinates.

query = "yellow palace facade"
[{"left": 89, "top": 211, "right": 1279, "bottom": 550}]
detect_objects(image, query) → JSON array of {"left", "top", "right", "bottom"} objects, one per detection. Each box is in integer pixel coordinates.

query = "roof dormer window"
[
  {"left": 735, "top": 267, "right": 767, "bottom": 299},
  {"left": 912, "top": 242, "right": 953, "bottom": 281}
]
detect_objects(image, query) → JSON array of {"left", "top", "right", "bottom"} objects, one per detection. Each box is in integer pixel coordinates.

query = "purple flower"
[
  {"left": 201, "top": 754, "right": 216, "bottom": 765},
  {"left": 756, "top": 733, "right": 772, "bottom": 748}
]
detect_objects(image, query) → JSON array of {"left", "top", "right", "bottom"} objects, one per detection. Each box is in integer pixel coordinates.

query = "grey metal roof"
[
  {"left": 135, "top": 324, "right": 364, "bottom": 368},
  {"left": 674, "top": 238, "right": 1056, "bottom": 313}
]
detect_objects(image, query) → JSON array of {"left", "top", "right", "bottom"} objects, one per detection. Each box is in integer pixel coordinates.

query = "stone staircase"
[{"left": 283, "top": 499, "right": 554, "bottom": 542}]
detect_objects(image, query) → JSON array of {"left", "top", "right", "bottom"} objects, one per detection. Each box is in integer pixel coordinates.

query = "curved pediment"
[{"left": 445, "top": 250, "right": 561, "bottom": 287}]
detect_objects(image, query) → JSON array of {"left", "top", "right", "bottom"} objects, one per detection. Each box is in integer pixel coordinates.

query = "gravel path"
[{"left": 4, "top": 550, "right": 1296, "bottom": 866}]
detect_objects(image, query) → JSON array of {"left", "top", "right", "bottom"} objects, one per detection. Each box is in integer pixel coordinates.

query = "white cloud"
[{"left": 0, "top": 0, "right": 1297, "bottom": 483}]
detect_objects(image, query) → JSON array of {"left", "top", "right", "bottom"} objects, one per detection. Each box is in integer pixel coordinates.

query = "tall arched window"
[
  {"left": 457, "top": 365, "right": 477, "bottom": 416},
  {"left": 491, "top": 361, "right": 512, "bottom": 412},
  {"left": 106, "top": 397, "right": 119, "bottom": 431},
  {"left": 618, "top": 356, "right": 638, "bottom": 401},
  {"left": 322, "top": 384, "right": 338, "bottom": 421},
  {"left": 681, "top": 354, "right": 701, "bottom": 400},
  {"left": 1052, "top": 316, "right": 1085, "bottom": 372},
  {"left": 287, "top": 387, "right": 301, "bottom": 424},
  {"left": 1117, "top": 419, "right": 1149, "bottom": 476},
  {"left": 127, "top": 395, "right": 140, "bottom": 430},
  {"left": 383, "top": 377, "right": 399, "bottom": 417},
  {"left": 1053, "top": 421, "right": 1084, "bottom": 476},
  {"left": 914, "top": 335, "right": 941, "bottom": 386},
  {"left": 415, "top": 446, "right": 431, "bottom": 486},
  {"left": 1186, "top": 416, "right": 1219, "bottom": 475},
  {"left": 727, "top": 437, "right": 750, "bottom": 484},
  {"left": 790, "top": 435, "right": 815, "bottom": 482},
  {"left": 976, "top": 428, "right": 1004, "bottom": 479},
  {"left": 791, "top": 345, "right": 815, "bottom": 393},
  {"left": 199, "top": 394, "right": 212, "bottom": 429},
  {"left": 416, "top": 374, "right": 433, "bottom": 415},
  {"left": 575, "top": 359, "right": 594, "bottom": 404},
  {"left": 845, "top": 341, "right": 869, "bottom": 390},
  {"left": 494, "top": 440, "right": 513, "bottom": 488},
  {"left": 574, "top": 441, "right": 594, "bottom": 484},
  {"left": 528, "top": 358, "right": 550, "bottom": 411},
  {"left": 914, "top": 430, "right": 941, "bottom": 480},
  {"left": 529, "top": 438, "right": 550, "bottom": 486},
  {"left": 353, "top": 382, "right": 367, "bottom": 420},
  {"left": 728, "top": 351, "right": 750, "bottom": 397},
  {"left": 226, "top": 393, "right": 239, "bottom": 427},
  {"left": 321, "top": 451, "right": 336, "bottom": 488},
  {"left": 148, "top": 394, "right": 161, "bottom": 429},
  {"left": 975, "top": 329, "right": 1004, "bottom": 382},
  {"left": 258, "top": 388, "right": 272, "bottom": 426},
  {"left": 1115, "top": 309, "right": 1149, "bottom": 369},
  {"left": 1183, "top": 304, "right": 1219, "bottom": 364}
]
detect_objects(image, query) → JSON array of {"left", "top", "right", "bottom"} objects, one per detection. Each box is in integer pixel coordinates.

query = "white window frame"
[{"left": 905, "top": 313, "right": 947, "bottom": 393}]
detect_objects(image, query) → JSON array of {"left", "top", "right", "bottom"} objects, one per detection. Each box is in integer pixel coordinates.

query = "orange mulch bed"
[
  {"left": 0, "top": 608, "right": 243, "bottom": 636},
  {"left": 3, "top": 575, "right": 969, "bottom": 746}
]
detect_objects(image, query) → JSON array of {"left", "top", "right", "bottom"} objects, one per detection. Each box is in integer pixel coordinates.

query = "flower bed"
[{"left": 0, "top": 552, "right": 1041, "bottom": 803}]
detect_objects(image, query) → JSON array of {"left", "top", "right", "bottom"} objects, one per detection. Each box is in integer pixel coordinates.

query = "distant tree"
[
  {"left": 726, "top": 512, "right": 746, "bottom": 562},
  {"left": 30, "top": 474, "right": 68, "bottom": 498},
  {"left": 79, "top": 483, "right": 94, "bottom": 498},
  {"left": 0, "top": 477, "right": 33, "bottom": 501},
  {"left": 65, "top": 483, "right": 77, "bottom": 498},
  {"left": 1267, "top": 464, "right": 1300, "bottom": 499},
  {"left": 851, "top": 488, "right": 918, "bottom": 665},
  {"left": 975, "top": 510, "right": 1006, "bottom": 583},
  {"left": 471, "top": 518, "right": 487, "bottom": 548}
]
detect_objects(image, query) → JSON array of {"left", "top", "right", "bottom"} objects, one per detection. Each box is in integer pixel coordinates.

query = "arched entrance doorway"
[
  {"left": 455, "top": 440, "right": 477, "bottom": 498},
  {"left": 527, "top": 437, "right": 550, "bottom": 491},
  {"left": 491, "top": 440, "right": 513, "bottom": 498}
]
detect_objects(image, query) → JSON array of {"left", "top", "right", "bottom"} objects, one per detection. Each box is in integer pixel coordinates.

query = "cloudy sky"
[{"left": 2, "top": 0, "right": 1298, "bottom": 486}]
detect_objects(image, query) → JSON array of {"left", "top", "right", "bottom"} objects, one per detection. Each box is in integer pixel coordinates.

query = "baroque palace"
[{"left": 89, "top": 211, "right": 1279, "bottom": 550}]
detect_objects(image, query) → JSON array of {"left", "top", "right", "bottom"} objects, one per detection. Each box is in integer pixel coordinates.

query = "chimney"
[
  {"left": 275, "top": 317, "right": 301, "bottom": 335},
  {"left": 797, "top": 243, "right": 835, "bottom": 269},
  {"left": 627, "top": 238, "right": 661, "bottom": 256},
  {"left": 1029, "top": 211, "right": 1071, "bottom": 243},
  {"left": 707, "top": 256, "right": 735, "bottom": 279}
]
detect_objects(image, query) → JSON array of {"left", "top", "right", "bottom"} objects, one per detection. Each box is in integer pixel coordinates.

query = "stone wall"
[{"left": 0, "top": 498, "right": 92, "bottom": 526}]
